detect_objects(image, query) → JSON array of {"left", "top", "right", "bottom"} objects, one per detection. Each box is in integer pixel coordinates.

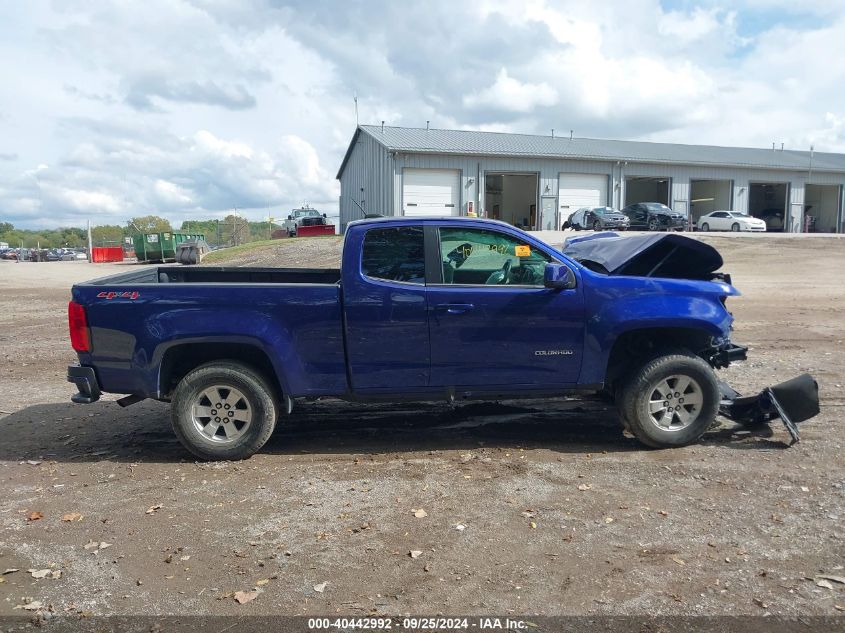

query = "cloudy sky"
[{"left": 1, "top": 0, "right": 842, "bottom": 229}]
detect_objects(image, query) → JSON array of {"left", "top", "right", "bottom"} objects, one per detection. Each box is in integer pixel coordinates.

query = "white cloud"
[
  {"left": 154, "top": 179, "right": 194, "bottom": 207},
  {"left": 53, "top": 189, "right": 122, "bottom": 214},
  {"left": 463, "top": 69, "right": 558, "bottom": 113},
  {"left": 659, "top": 7, "right": 725, "bottom": 42},
  {"left": 1, "top": 0, "right": 844, "bottom": 229}
]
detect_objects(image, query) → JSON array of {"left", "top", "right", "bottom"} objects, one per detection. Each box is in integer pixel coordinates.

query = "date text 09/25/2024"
[{"left": 307, "top": 617, "right": 528, "bottom": 630}]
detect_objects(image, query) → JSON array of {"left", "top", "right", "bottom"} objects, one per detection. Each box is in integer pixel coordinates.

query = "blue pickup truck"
[{"left": 67, "top": 217, "right": 818, "bottom": 460}]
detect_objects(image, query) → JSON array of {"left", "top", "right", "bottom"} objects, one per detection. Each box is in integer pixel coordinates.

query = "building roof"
[{"left": 337, "top": 124, "right": 845, "bottom": 177}]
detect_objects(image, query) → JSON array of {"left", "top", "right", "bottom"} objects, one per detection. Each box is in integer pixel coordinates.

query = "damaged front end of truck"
[{"left": 563, "top": 231, "right": 821, "bottom": 444}]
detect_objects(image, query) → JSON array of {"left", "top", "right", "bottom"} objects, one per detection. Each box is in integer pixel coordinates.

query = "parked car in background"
[
  {"left": 621, "top": 203, "right": 687, "bottom": 231},
  {"left": 560, "top": 209, "right": 584, "bottom": 231},
  {"left": 761, "top": 209, "right": 785, "bottom": 232},
  {"left": 563, "top": 207, "right": 629, "bottom": 231},
  {"left": 562, "top": 208, "right": 588, "bottom": 230},
  {"left": 697, "top": 211, "right": 766, "bottom": 232},
  {"left": 584, "top": 207, "right": 630, "bottom": 231},
  {"left": 283, "top": 206, "right": 329, "bottom": 237}
]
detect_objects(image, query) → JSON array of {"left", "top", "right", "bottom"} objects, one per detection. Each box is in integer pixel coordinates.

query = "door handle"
[{"left": 435, "top": 303, "right": 475, "bottom": 315}]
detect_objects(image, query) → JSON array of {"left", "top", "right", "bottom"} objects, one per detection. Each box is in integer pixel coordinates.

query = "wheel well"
[
  {"left": 158, "top": 343, "right": 281, "bottom": 399},
  {"left": 605, "top": 327, "right": 715, "bottom": 391}
]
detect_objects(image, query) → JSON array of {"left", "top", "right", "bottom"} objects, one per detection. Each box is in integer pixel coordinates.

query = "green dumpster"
[{"left": 133, "top": 232, "right": 205, "bottom": 263}]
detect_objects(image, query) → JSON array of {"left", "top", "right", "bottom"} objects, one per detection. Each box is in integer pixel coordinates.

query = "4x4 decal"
[{"left": 97, "top": 291, "right": 140, "bottom": 300}]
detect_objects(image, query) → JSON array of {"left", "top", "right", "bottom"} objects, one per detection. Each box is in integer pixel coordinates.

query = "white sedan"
[{"left": 697, "top": 211, "right": 767, "bottom": 232}]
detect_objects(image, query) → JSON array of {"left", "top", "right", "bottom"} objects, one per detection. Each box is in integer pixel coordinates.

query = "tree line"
[{"left": 0, "top": 215, "right": 283, "bottom": 249}]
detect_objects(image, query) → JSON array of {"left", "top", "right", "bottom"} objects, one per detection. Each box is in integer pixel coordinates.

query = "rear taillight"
[{"left": 68, "top": 301, "right": 90, "bottom": 352}]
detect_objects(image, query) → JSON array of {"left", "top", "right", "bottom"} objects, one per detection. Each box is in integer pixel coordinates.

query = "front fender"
[{"left": 579, "top": 276, "right": 736, "bottom": 385}]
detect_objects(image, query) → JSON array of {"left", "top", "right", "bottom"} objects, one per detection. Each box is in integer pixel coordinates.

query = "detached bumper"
[
  {"left": 719, "top": 373, "right": 820, "bottom": 445},
  {"left": 67, "top": 364, "right": 101, "bottom": 404}
]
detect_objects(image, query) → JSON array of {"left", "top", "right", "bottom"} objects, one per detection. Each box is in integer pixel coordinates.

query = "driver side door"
[{"left": 427, "top": 225, "right": 585, "bottom": 389}]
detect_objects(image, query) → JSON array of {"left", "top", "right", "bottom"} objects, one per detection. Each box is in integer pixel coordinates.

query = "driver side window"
[{"left": 438, "top": 227, "right": 552, "bottom": 286}]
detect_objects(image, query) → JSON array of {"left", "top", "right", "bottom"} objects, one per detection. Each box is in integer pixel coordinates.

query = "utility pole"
[{"left": 87, "top": 219, "right": 93, "bottom": 262}]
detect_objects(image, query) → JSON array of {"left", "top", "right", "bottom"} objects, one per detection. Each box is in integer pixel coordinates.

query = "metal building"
[{"left": 337, "top": 125, "right": 845, "bottom": 234}]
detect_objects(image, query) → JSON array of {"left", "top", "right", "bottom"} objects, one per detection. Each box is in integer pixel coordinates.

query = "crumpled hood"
[{"left": 562, "top": 232, "right": 723, "bottom": 280}]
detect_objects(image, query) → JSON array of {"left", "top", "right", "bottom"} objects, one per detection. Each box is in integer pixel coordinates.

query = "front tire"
[
  {"left": 593, "top": 220, "right": 601, "bottom": 231},
  {"left": 171, "top": 361, "right": 278, "bottom": 460},
  {"left": 731, "top": 223, "right": 740, "bottom": 232},
  {"left": 648, "top": 218, "right": 660, "bottom": 231},
  {"left": 617, "top": 352, "right": 719, "bottom": 448}
]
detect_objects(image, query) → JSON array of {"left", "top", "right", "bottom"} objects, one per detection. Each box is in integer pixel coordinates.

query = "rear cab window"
[{"left": 361, "top": 226, "right": 425, "bottom": 284}]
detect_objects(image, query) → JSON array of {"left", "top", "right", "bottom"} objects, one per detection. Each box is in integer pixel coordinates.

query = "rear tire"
[
  {"left": 701, "top": 223, "right": 709, "bottom": 232},
  {"left": 171, "top": 361, "right": 278, "bottom": 460},
  {"left": 617, "top": 351, "right": 719, "bottom": 448}
]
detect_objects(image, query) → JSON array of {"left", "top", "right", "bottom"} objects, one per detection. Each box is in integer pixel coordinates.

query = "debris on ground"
[{"left": 233, "top": 590, "right": 258, "bottom": 605}]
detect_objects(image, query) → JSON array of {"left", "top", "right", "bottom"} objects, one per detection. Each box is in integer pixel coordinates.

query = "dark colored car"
[
  {"left": 562, "top": 207, "right": 629, "bottom": 231},
  {"left": 621, "top": 202, "right": 687, "bottom": 231},
  {"left": 584, "top": 207, "right": 630, "bottom": 231},
  {"left": 761, "top": 208, "right": 785, "bottom": 232}
]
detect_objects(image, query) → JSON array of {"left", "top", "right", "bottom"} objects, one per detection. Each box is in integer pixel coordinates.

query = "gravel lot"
[{"left": 0, "top": 235, "right": 843, "bottom": 619}]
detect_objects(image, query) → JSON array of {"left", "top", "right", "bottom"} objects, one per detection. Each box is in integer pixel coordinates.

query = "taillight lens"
[{"left": 68, "top": 301, "right": 91, "bottom": 352}]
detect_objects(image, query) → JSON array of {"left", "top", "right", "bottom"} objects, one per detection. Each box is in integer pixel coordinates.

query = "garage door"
[
  {"left": 403, "top": 169, "right": 460, "bottom": 217},
  {"left": 558, "top": 174, "right": 609, "bottom": 218}
]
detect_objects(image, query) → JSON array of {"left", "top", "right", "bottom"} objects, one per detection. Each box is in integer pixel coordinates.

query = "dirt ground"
[{"left": 0, "top": 235, "right": 844, "bottom": 619}]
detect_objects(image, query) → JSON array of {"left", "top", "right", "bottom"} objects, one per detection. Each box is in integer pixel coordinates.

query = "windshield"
[
  {"left": 592, "top": 207, "right": 616, "bottom": 216},
  {"left": 729, "top": 212, "right": 751, "bottom": 218},
  {"left": 643, "top": 203, "right": 672, "bottom": 212}
]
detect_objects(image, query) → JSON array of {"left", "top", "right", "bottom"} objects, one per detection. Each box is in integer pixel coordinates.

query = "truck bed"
[
  {"left": 79, "top": 266, "right": 341, "bottom": 286},
  {"left": 72, "top": 265, "right": 347, "bottom": 399}
]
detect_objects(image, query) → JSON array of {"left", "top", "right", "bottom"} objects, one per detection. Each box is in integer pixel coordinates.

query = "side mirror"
[
  {"left": 323, "top": 213, "right": 327, "bottom": 218},
  {"left": 287, "top": 215, "right": 292, "bottom": 220},
  {"left": 544, "top": 262, "right": 576, "bottom": 290}
]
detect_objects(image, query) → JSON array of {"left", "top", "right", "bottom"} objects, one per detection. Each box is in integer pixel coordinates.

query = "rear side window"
[{"left": 361, "top": 226, "right": 425, "bottom": 284}]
